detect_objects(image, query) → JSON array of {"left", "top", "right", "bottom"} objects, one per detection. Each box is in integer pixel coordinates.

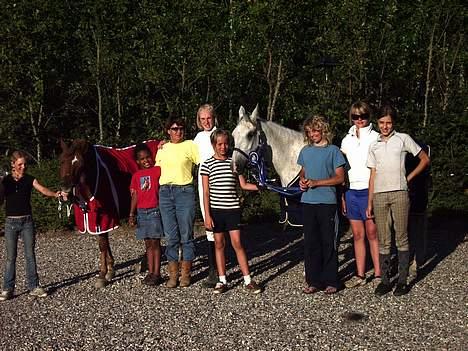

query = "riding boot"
[
  {"left": 166, "top": 261, "right": 179, "bottom": 288},
  {"left": 179, "top": 261, "right": 192, "bottom": 288},
  {"left": 202, "top": 241, "right": 218, "bottom": 288},
  {"left": 374, "top": 253, "right": 392, "bottom": 296},
  {"left": 393, "top": 250, "right": 411, "bottom": 296},
  {"left": 397, "top": 250, "right": 410, "bottom": 285}
]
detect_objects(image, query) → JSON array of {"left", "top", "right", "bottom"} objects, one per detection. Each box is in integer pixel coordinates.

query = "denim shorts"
[
  {"left": 211, "top": 208, "right": 241, "bottom": 233},
  {"left": 136, "top": 208, "right": 164, "bottom": 240},
  {"left": 345, "top": 189, "right": 369, "bottom": 221}
]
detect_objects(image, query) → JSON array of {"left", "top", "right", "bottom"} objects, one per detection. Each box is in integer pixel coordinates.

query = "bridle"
[{"left": 233, "top": 119, "right": 302, "bottom": 197}]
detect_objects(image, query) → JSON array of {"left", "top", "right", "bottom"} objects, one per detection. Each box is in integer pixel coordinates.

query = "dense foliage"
[{"left": 1, "top": 0, "right": 466, "bottom": 228}]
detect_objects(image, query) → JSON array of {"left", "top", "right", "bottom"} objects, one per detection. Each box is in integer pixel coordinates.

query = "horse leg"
[
  {"left": 95, "top": 235, "right": 109, "bottom": 288},
  {"left": 104, "top": 235, "right": 115, "bottom": 281}
]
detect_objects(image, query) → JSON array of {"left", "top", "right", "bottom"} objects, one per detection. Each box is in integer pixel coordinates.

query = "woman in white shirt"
[
  {"left": 341, "top": 101, "right": 381, "bottom": 288},
  {"left": 193, "top": 104, "right": 218, "bottom": 288}
]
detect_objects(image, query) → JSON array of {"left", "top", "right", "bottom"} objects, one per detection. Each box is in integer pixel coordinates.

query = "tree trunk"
[
  {"left": 92, "top": 28, "right": 104, "bottom": 142},
  {"left": 28, "top": 100, "right": 43, "bottom": 163},
  {"left": 116, "top": 75, "right": 122, "bottom": 139},
  {"left": 423, "top": 22, "right": 436, "bottom": 128}
]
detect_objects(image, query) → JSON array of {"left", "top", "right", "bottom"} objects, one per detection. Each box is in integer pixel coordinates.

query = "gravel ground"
[{"left": 0, "top": 216, "right": 466, "bottom": 351}]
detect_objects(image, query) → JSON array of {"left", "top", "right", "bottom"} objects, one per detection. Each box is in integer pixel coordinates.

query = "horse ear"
[
  {"left": 250, "top": 104, "right": 259, "bottom": 124},
  {"left": 60, "top": 138, "right": 68, "bottom": 152},
  {"left": 239, "top": 106, "right": 247, "bottom": 122}
]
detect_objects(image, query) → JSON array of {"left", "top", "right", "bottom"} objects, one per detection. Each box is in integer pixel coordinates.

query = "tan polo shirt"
[{"left": 367, "top": 131, "right": 421, "bottom": 193}]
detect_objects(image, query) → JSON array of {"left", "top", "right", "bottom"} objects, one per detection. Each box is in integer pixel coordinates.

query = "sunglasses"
[
  {"left": 170, "top": 127, "right": 184, "bottom": 132},
  {"left": 351, "top": 113, "right": 370, "bottom": 121}
]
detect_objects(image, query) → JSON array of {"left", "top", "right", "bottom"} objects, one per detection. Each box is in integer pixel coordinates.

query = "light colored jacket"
[{"left": 341, "top": 124, "right": 379, "bottom": 190}]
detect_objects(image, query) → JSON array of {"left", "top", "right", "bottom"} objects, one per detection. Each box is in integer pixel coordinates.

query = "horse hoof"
[
  {"left": 95, "top": 278, "right": 107, "bottom": 288},
  {"left": 105, "top": 272, "right": 114, "bottom": 282}
]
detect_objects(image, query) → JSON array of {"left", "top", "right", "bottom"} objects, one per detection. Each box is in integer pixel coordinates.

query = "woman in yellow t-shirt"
[{"left": 156, "top": 117, "right": 200, "bottom": 288}]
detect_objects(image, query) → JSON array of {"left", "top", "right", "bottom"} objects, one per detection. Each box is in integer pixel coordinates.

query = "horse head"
[
  {"left": 59, "top": 139, "right": 91, "bottom": 194},
  {"left": 231, "top": 105, "right": 262, "bottom": 174}
]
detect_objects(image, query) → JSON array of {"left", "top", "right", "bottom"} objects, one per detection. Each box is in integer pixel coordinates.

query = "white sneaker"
[
  {"left": 0, "top": 290, "right": 13, "bottom": 301},
  {"left": 29, "top": 287, "right": 48, "bottom": 298}
]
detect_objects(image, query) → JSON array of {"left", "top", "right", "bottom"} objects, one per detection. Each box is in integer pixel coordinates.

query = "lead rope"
[{"left": 57, "top": 198, "right": 72, "bottom": 218}]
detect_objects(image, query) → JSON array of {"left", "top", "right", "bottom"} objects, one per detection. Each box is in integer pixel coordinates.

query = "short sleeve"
[
  {"left": 130, "top": 173, "right": 138, "bottom": 191},
  {"left": 366, "top": 143, "right": 377, "bottom": 168},
  {"left": 340, "top": 136, "right": 348, "bottom": 155},
  {"left": 403, "top": 134, "right": 422, "bottom": 157},
  {"left": 190, "top": 141, "right": 200, "bottom": 165},
  {"left": 297, "top": 148, "right": 305, "bottom": 166},
  {"left": 332, "top": 147, "right": 346, "bottom": 169},
  {"left": 200, "top": 159, "right": 210, "bottom": 176},
  {"left": 155, "top": 150, "right": 163, "bottom": 167}
]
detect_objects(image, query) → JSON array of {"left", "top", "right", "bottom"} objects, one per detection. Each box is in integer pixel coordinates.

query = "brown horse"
[{"left": 59, "top": 139, "right": 160, "bottom": 288}]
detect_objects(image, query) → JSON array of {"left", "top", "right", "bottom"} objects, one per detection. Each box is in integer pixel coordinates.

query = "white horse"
[{"left": 231, "top": 105, "right": 306, "bottom": 187}]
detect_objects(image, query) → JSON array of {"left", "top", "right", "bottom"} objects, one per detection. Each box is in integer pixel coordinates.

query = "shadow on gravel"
[
  {"left": 190, "top": 222, "right": 304, "bottom": 287},
  {"left": 409, "top": 211, "right": 467, "bottom": 287}
]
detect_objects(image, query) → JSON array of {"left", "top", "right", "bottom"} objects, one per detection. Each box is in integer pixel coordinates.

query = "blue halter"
[{"left": 236, "top": 122, "right": 303, "bottom": 197}]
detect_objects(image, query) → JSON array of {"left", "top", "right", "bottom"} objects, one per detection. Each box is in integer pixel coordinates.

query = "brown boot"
[
  {"left": 179, "top": 261, "right": 192, "bottom": 288},
  {"left": 166, "top": 261, "right": 179, "bottom": 288}
]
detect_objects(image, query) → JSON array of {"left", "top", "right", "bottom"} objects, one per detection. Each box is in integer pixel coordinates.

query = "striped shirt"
[{"left": 200, "top": 157, "right": 240, "bottom": 209}]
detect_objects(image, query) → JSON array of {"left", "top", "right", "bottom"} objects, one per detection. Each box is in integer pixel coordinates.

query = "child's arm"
[
  {"left": 305, "top": 166, "right": 345, "bottom": 188},
  {"left": 238, "top": 174, "right": 259, "bottom": 191},
  {"left": 129, "top": 189, "right": 137, "bottom": 226},
  {"left": 407, "top": 150, "right": 430, "bottom": 183},
  {"left": 202, "top": 174, "right": 214, "bottom": 230},
  {"left": 366, "top": 168, "right": 376, "bottom": 219},
  {"left": 299, "top": 167, "right": 309, "bottom": 191}
]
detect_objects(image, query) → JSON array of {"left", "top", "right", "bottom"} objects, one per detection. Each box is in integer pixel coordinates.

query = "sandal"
[
  {"left": 303, "top": 286, "right": 320, "bottom": 294},
  {"left": 324, "top": 286, "right": 337, "bottom": 294}
]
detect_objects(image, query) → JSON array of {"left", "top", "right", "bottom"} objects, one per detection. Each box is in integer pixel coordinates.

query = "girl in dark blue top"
[{"left": 0, "top": 151, "right": 65, "bottom": 301}]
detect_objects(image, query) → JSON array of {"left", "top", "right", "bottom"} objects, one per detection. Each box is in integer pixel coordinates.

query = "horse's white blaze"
[{"left": 71, "top": 155, "right": 79, "bottom": 165}]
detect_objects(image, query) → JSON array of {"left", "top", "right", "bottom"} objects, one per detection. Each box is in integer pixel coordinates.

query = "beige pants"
[{"left": 373, "top": 190, "right": 410, "bottom": 254}]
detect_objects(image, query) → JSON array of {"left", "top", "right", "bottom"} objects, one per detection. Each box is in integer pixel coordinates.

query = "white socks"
[{"left": 243, "top": 275, "right": 251, "bottom": 285}]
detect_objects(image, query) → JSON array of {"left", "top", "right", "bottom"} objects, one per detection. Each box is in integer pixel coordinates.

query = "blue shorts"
[
  {"left": 136, "top": 208, "right": 164, "bottom": 240},
  {"left": 211, "top": 208, "right": 241, "bottom": 233},
  {"left": 345, "top": 189, "right": 369, "bottom": 221}
]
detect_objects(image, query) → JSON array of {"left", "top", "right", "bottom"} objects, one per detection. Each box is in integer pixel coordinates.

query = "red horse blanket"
[{"left": 74, "top": 140, "right": 160, "bottom": 235}]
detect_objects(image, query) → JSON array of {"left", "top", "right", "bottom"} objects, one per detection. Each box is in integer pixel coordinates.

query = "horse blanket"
[{"left": 74, "top": 140, "right": 160, "bottom": 235}]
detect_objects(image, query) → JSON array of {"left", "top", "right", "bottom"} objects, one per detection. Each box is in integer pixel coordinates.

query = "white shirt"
[
  {"left": 193, "top": 127, "right": 217, "bottom": 164},
  {"left": 341, "top": 124, "right": 379, "bottom": 190},
  {"left": 367, "top": 131, "right": 422, "bottom": 193}
]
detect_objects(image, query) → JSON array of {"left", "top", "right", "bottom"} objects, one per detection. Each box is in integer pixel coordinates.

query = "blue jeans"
[
  {"left": 3, "top": 216, "right": 39, "bottom": 291},
  {"left": 159, "top": 185, "right": 196, "bottom": 262}
]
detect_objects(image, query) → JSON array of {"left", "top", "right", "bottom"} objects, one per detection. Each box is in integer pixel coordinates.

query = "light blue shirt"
[{"left": 297, "top": 144, "right": 346, "bottom": 204}]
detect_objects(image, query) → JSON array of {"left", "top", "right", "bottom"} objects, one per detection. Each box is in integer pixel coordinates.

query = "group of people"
[
  {"left": 129, "top": 104, "right": 262, "bottom": 294},
  {"left": 0, "top": 101, "right": 429, "bottom": 301},
  {"left": 299, "top": 102, "right": 429, "bottom": 296}
]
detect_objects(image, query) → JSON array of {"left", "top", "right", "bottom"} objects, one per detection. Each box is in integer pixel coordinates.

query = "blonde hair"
[
  {"left": 303, "top": 115, "right": 333, "bottom": 145},
  {"left": 348, "top": 101, "right": 372, "bottom": 124},
  {"left": 196, "top": 103, "right": 218, "bottom": 130},
  {"left": 10, "top": 150, "right": 29, "bottom": 164}
]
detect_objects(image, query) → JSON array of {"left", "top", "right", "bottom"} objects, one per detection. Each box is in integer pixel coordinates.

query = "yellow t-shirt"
[{"left": 155, "top": 140, "right": 200, "bottom": 185}]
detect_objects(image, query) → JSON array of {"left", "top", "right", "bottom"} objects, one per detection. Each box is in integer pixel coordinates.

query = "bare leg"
[
  {"left": 145, "top": 239, "right": 155, "bottom": 274},
  {"left": 365, "top": 218, "right": 381, "bottom": 276},
  {"left": 349, "top": 220, "right": 366, "bottom": 277},
  {"left": 214, "top": 233, "right": 226, "bottom": 277},
  {"left": 154, "top": 239, "right": 161, "bottom": 277},
  {"left": 229, "top": 230, "right": 250, "bottom": 277}
]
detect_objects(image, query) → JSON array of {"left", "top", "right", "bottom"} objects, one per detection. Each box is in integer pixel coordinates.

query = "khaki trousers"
[{"left": 373, "top": 190, "right": 410, "bottom": 254}]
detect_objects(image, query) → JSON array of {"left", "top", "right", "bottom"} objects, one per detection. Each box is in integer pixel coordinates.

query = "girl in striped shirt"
[{"left": 200, "top": 129, "right": 262, "bottom": 294}]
